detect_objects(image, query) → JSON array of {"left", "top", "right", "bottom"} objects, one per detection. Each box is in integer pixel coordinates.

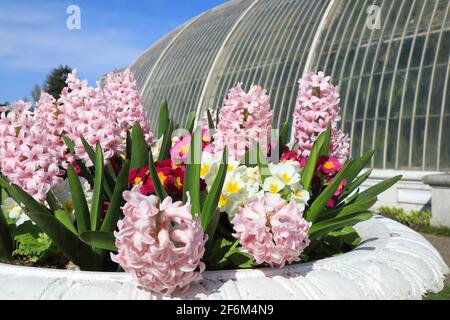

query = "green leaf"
[
  {"left": 278, "top": 122, "right": 289, "bottom": 156},
  {"left": 126, "top": 130, "right": 132, "bottom": 161},
  {"left": 80, "top": 136, "right": 96, "bottom": 166},
  {"left": 157, "top": 120, "right": 174, "bottom": 161},
  {"left": 355, "top": 175, "right": 403, "bottom": 203},
  {"left": 101, "top": 160, "right": 130, "bottom": 232},
  {"left": 157, "top": 100, "right": 169, "bottom": 138},
  {"left": 183, "top": 127, "right": 202, "bottom": 216},
  {"left": 62, "top": 135, "right": 75, "bottom": 154},
  {"left": 305, "top": 160, "right": 353, "bottom": 223},
  {"left": 67, "top": 165, "right": 91, "bottom": 233},
  {"left": 301, "top": 131, "right": 327, "bottom": 190},
  {"left": 343, "top": 150, "right": 374, "bottom": 184},
  {"left": 201, "top": 148, "right": 228, "bottom": 230},
  {"left": 27, "top": 211, "right": 101, "bottom": 270},
  {"left": 90, "top": 143, "right": 104, "bottom": 231},
  {"left": 319, "top": 123, "right": 332, "bottom": 156},
  {"left": 309, "top": 211, "right": 373, "bottom": 241},
  {"left": 0, "top": 194, "right": 13, "bottom": 259},
  {"left": 185, "top": 111, "right": 196, "bottom": 134},
  {"left": 206, "top": 108, "right": 215, "bottom": 130},
  {"left": 80, "top": 231, "right": 117, "bottom": 252},
  {"left": 46, "top": 190, "right": 62, "bottom": 212},
  {"left": 340, "top": 168, "right": 372, "bottom": 200},
  {"left": 148, "top": 150, "right": 168, "bottom": 200},
  {"left": 130, "top": 123, "right": 149, "bottom": 169},
  {"left": 54, "top": 210, "right": 78, "bottom": 235},
  {"left": 319, "top": 197, "right": 377, "bottom": 222}
]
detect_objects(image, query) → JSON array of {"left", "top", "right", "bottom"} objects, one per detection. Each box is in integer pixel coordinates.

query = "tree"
[
  {"left": 31, "top": 84, "right": 42, "bottom": 103},
  {"left": 44, "top": 65, "right": 72, "bottom": 99}
]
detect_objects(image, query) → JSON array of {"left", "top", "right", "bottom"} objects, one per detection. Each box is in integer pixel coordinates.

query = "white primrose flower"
[
  {"left": 263, "top": 176, "right": 285, "bottom": 194},
  {"left": 53, "top": 177, "right": 93, "bottom": 222},
  {"left": 290, "top": 183, "right": 310, "bottom": 211},
  {"left": 269, "top": 162, "right": 300, "bottom": 187},
  {"left": 2, "top": 197, "right": 30, "bottom": 226}
]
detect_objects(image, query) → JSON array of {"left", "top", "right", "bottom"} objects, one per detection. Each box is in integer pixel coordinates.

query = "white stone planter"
[{"left": 0, "top": 216, "right": 448, "bottom": 300}]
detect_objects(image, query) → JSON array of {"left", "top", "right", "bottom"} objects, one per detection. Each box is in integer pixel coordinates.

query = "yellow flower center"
[
  {"left": 200, "top": 164, "right": 210, "bottom": 177},
  {"left": 219, "top": 193, "right": 228, "bottom": 207},
  {"left": 158, "top": 172, "right": 167, "bottom": 184},
  {"left": 179, "top": 144, "right": 190, "bottom": 155},
  {"left": 280, "top": 173, "right": 291, "bottom": 184},
  {"left": 225, "top": 182, "right": 240, "bottom": 194},
  {"left": 323, "top": 161, "right": 334, "bottom": 170},
  {"left": 63, "top": 200, "right": 74, "bottom": 213},
  {"left": 269, "top": 183, "right": 280, "bottom": 193},
  {"left": 294, "top": 189, "right": 303, "bottom": 198},
  {"left": 134, "top": 177, "right": 142, "bottom": 185},
  {"left": 174, "top": 177, "right": 182, "bottom": 189}
]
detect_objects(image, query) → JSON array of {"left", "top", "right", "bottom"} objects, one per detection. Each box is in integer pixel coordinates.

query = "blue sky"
[{"left": 0, "top": 0, "right": 226, "bottom": 103}]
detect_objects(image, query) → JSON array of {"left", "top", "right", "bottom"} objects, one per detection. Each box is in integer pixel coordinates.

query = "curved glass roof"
[{"left": 130, "top": 0, "right": 450, "bottom": 171}]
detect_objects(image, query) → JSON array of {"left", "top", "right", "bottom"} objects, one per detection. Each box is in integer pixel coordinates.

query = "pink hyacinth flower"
[
  {"left": 214, "top": 84, "right": 273, "bottom": 161},
  {"left": 232, "top": 193, "right": 311, "bottom": 268},
  {"left": 294, "top": 72, "right": 350, "bottom": 163},
  {"left": 111, "top": 187, "right": 207, "bottom": 296}
]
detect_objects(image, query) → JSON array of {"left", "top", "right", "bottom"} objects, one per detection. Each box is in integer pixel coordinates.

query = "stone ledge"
[{"left": 423, "top": 174, "right": 450, "bottom": 187}]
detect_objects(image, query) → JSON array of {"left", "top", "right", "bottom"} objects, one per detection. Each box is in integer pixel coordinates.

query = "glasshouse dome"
[{"left": 129, "top": 0, "right": 450, "bottom": 209}]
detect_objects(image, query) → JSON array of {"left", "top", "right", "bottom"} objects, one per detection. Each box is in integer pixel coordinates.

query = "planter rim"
[{"left": 0, "top": 216, "right": 448, "bottom": 300}]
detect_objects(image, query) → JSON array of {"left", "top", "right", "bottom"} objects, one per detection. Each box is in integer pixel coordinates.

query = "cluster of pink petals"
[
  {"left": 214, "top": 84, "right": 273, "bottom": 160},
  {"left": 34, "top": 93, "right": 70, "bottom": 168},
  {"left": 59, "top": 69, "right": 121, "bottom": 167},
  {"left": 103, "top": 69, "right": 154, "bottom": 149},
  {"left": 111, "top": 187, "right": 207, "bottom": 296},
  {"left": 0, "top": 101, "right": 62, "bottom": 202},
  {"left": 232, "top": 193, "right": 311, "bottom": 268},
  {"left": 294, "top": 72, "right": 350, "bottom": 163}
]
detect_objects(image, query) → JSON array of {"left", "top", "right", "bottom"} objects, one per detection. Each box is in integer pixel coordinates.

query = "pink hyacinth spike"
[
  {"left": 294, "top": 72, "right": 350, "bottom": 163},
  {"left": 111, "top": 187, "right": 207, "bottom": 296},
  {"left": 232, "top": 193, "right": 311, "bottom": 268}
]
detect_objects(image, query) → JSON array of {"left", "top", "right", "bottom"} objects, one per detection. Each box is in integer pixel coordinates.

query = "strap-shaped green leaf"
[
  {"left": 201, "top": 148, "right": 228, "bottom": 230},
  {"left": 0, "top": 192, "right": 13, "bottom": 259},
  {"left": 305, "top": 160, "right": 353, "bottom": 223},
  {"left": 183, "top": 127, "right": 202, "bottom": 216},
  {"left": 206, "top": 108, "right": 215, "bottom": 130},
  {"left": 54, "top": 210, "right": 78, "bottom": 235},
  {"left": 343, "top": 150, "right": 374, "bottom": 184},
  {"left": 148, "top": 150, "right": 168, "bottom": 200},
  {"left": 130, "top": 123, "right": 149, "bottom": 169},
  {"left": 319, "top": 197, "right": 377, "bottom": 222},
  {"left": 67, "top": 165, "right": 91, "bottom": 233},
  {"left": 301, "top": 131, "right": 327, "bottom": 190},
  {"left": 126, "top": 130, "right": 132, "bottom": 161},
  {"left": 355, "top": 175, "right": 403, "bottom": 203},
  {"left": 158, "top": 100, "right": 169, "bottom": 139},
  {"left": 319, "top": 123, "right": 332, "bottom": 157},
  {"left": 80, "top": 231, "right": 117, "bottom": 252},
  {"left": 80, "top": 136, "right": 96, "bottom": 166},
  {"left": 90, "top": 143, "right": 104, "bottom": 231},
  {"left": 256, "top": 143, "right": 270, "bottom": 183},
  {"left": 46, "top": 190, "right": 62, "bottom": 212},
  {"left": 339, "top": 168, "right": 372, "bottom": 201},
  {"left": 27, "top": 211, "right": 101, "bottom": 270},
  {"left": 157, "top": 120, "right": 174, "bottom": 161},
  {"left": 278, "top": 122, "right": 289, "bottom": 156},
  {"left": 101, "top": 160, "right": 130, "bottom": 232},
  {"left": 309, "top": 211, "right": 372, "bottom": 241}
]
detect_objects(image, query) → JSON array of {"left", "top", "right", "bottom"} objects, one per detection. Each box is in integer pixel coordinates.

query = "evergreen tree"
[{"left": 44, "top": 65, "right": 72, "bottom": 99}]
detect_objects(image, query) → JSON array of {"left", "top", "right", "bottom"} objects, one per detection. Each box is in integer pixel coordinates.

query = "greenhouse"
[{"left": 129, "top": 0, "right": 450, "bottom": 210}]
